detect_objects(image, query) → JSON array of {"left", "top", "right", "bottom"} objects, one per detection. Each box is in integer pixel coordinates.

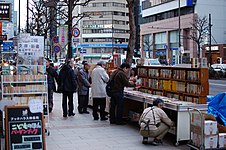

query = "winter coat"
[
  {"left": 46, "top": 66, "right": 59, "bottom": 92},
  {"left": 59, "top": 64, "right": 77, "bottom": 92},
  {"left": 78, "top": 68, "right": 91, "bottom": 95},
  {"left": 91, "top": 65, "right": 109, "bottom": 98},
  {"left": 110, "top": 68, "right": 134, "bottom": 92}
]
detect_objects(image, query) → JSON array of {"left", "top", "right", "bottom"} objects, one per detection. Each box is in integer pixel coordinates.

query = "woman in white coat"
[{"left": 91, "top": 61, "right": 109, "bottom": 120}]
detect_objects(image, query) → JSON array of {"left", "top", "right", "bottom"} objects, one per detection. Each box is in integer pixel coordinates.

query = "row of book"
[
  {"left": 160, "top": 69, "right": 171, "bottom": 78},
  {"left": 172, "top": 70, "right": 186, "bottom": 80},
  {"left": 187, "top": 71, "right": 200, "bottom": 81},
  {"left": 138, "top": 68, "right": 148, "bottom": 76},
  {"left": 3, "top": 85, "right": 47, "bottom": 93},
  {"left": 3, "top": 75, "right": 46, "bottom": 82},
  {"left": 2, "top": 96, "right": 46, "bottom": 105},
  {"left": 148, "top": 69, "right": 159, "bottom": 77},
  {"left": 187, "top": 83, "right": 202, "bottom": 94},
  {"left": 172, "top": 81, "right": 186, "bottom": 92}
]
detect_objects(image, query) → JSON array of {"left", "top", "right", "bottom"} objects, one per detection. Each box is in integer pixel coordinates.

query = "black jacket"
[
  {"left": 46, "top": 66, "right": 59, "bottom": 92},
  {"left": 59, "top": 64, "right": 77, "bottom": 92}
]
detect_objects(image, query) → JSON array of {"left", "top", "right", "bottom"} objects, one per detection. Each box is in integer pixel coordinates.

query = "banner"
[{"left": 59, "top": 26, "right": 68, "bottom": 48}]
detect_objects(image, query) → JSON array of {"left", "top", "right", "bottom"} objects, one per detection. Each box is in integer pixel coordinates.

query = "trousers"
[
  {"left": 78, "top": 95, "right": 89, "bottom": 112},
  {"left": 62, "top": 92, "right": 74, "bottom": 115},
  {"left": 110, "top": 91, "right": 124, "bottom": 123},
  {"left": 92, "top": 97, "right": 106, "bottom": 119}
]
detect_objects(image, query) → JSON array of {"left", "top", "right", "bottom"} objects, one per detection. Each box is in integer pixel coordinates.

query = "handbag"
[{"left": 106, "top": 71, "right": 120, "bottom": 97}]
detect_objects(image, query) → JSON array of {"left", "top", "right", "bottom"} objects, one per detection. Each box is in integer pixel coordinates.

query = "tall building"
[
  {"left": 78, "top": 0, "right": 129, "bottom": 62},
  {"left": 140, "top": 0, "right": 226, "bottom": 64}
]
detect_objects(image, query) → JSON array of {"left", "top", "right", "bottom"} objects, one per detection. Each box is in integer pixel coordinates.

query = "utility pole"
[
  {"left": 208, "top": 14, "right": 212, "bottom": 66},
  {"left": 178, "top": 0, "right": 181, "bottom": 63},
  {"left": 112, "top": 11, "right": 114, "bottom": 55},
  {"left": 27, "top": 0, "right": 29, "bottom": 33},
  {"left": 18, "top": 0, "right": 20, "bottom": 33},
  {"left": 67, "top": 0, "right": 73, "bottom": 59}
]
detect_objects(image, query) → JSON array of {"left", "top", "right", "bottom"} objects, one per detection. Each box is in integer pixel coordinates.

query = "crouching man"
[{"left": 139, "top": 98, "right": 174, "bottom": 145}]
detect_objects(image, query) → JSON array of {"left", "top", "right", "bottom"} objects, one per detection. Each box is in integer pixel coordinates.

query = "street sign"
[
  {"left": 72, "top": 27, "right": 80, "bottom": 38},
  {"left": 52, "top": 36, "right": 59, "bottom": 43},
  {"left": 80, "top": 49, "right": 86, "bottom": 54},
  {"left": 53, "top": 45, "right": 61, "bottom": 53}
]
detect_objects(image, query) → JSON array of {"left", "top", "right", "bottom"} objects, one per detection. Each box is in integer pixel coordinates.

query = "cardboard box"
[
  {"left": 192, "top": 133, "right": 218, "bottom": 149},
  {"left": 204, "top": 120, "right": 218, "bottom": 135},
  {"left": 218, "top": 133, "right": 226, "bottom": 148}
]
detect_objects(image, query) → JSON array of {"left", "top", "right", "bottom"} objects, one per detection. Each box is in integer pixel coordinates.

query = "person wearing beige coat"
[
  {"left": 139, "top": 98, "right": 174, "bottom": 145},
  {"left": 91, "top": 61, "right": 109, "bottom": 120}
]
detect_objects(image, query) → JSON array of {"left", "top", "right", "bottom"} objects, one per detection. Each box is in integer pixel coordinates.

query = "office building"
[
  {"left": 78, "top": 0, "right": 129, "bottom": 62},
  {"left": 141, "top": 0, "right": 226, "bottom": 64}
]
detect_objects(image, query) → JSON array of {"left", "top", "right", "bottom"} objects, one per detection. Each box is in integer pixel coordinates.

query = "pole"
[
  {"left": 209, "top": 14, "right": 212, "bottom": 66},
  {"left": 26, "top": 0, "right": 29, "bottom": 33},
  {"left": 112, "top": 11, "right": 114, "bottom": 56},
  {"left": 178, "top": 0, "right": 181, "bottom": 64},
  {"left": 67, "top": 0, "right": 72, "bottom": 59},
  {"left": 18, "top": 0, "right": 20, "bottom": 33}
]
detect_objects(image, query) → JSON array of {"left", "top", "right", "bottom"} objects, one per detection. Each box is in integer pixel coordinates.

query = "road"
[{"left": 209, "top": 79, "right": 226, "bottom": 96}]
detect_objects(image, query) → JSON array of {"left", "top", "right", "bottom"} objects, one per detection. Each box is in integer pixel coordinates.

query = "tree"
[
  {"left": 125, "top": 0, "right": 136, "bottom": 65},
  {"left": 188, "top": 15, "right": 209, "bottom": 58}
]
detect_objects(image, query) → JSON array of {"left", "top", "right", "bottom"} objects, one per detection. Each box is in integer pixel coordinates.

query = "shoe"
[
  {"left": 151, "top": 138, "right": 162, "bottom": 146},
  {"left": 68, "top": 113, "right": 75, "bottom": 116},
  {"left": 94, "top": 117, "right": 99, "bottom": 120},
  {"left": 63, "top": 114, "right": 67, "bottom": 118},
  {"left": 142, "top": 137, "right": 148, "bottom": 145},
  {"left": 49, "top": 108, "right": 52, "bottom": 113},
  {"left": 110, "top": 121, "right": 116, "bottom": 124},
  {"left": 101, "top": 117, "right": 108, "bottom": 121},
  {"left": 83, "top": 111, "right": 90, "bottom": 114},
  {"left": 116, "top": 121, "right": 127, "bottom": 125}
]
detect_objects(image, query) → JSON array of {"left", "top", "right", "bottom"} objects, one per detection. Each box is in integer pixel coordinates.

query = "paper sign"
[{"left": 28, "top": 99, "right": 43, "bottom": 113}]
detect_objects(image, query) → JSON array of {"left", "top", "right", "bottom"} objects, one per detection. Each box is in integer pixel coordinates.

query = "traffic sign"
[
  {"left": 53, "top": 45, "right": 61, "bottom": 53},
  {"left": 53, "top": 36, "right": 59, "bottom": 43},
  {"left": 72, "top": 27, "right": 80, "bottom": 38}
]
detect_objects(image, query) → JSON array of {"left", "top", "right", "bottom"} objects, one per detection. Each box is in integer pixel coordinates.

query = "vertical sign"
[
  {"left": 59, "top": 26, "right": 68, "bottom": 48},
  {"left": 5, "top": 106, "right": 46, "bottom": 150},
  {"left": 0, "top": 22, "right": 2, "bottom": 35}
]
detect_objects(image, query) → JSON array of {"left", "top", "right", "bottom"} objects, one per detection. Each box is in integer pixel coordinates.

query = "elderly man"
[
  {"left": 91, "top": 61, "right": 109, "bottom": 120},
  {"left": 77, "top": 62, "right": 91, "bottom": 114}
]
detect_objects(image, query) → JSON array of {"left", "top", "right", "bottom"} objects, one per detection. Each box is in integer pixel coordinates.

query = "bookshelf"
[{"left": 137, "top": 66, "right": 209, "bottom": 104}]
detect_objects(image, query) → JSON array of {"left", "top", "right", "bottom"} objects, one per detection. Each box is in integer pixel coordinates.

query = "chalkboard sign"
[{"left": 5, "top": 106, "right": 46, "bottom": 150}]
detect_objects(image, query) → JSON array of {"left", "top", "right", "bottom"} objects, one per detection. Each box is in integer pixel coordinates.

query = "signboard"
[
  {"left": 78, "top": 43, "right": 128, "bottom": 48},
  {"left": 72, "top": 27, "right": 80, "bottom": 38},
  {"left": 59, "top": 26, "right": 68, "bottom": 47},
  {"left": 2, "top": 41, "right": 13, "bottom": 52},
  {"left": 17, "top": 34, "right": 45, "bottom": 75},
  {"left": 0, "top": 22, "right": 2, "bottom": 35},
  {"left": 0, "top": 3, "right": 11, "bottom": 21},
  {"left": 53, "top": 45, "right": 61, "bottom": 53},
  {"left": 80, "top": 48, "right": 86, "bottom": 54},
  {"left": 5, "top": 106, "right": 46, "bottom": 150}
]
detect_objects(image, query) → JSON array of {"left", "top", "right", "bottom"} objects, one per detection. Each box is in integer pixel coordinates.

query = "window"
[
  {"left": 170, "top": 31, "right": 179, "bottom": 48},
  {"left": 154, "top": 32, "right": 166, "bottom": 49}
]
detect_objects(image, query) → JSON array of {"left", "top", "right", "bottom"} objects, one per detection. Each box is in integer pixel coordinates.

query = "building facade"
[
  {"left": 140, "top": 0, "right": 226, "bottom": 64},
  {"left": 78, "top": 0, "right": 129, "bottom": 62}
]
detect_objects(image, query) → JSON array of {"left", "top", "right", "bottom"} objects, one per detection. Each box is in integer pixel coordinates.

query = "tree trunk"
[{"left": 125, "top": 0, "right": 136, "bottom": 65}]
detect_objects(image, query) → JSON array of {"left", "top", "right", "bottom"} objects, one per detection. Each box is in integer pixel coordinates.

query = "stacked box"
[
  {"left": 218, "top": 133, "right": 226, "bottom": 148},
  {"left": 191, "top": 114, "right": 218, "bottom": 149}
]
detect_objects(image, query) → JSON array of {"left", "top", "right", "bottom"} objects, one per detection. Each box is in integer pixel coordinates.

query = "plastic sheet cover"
[{"left": 208, "top": 92, "right": 226, "bottom": 126}]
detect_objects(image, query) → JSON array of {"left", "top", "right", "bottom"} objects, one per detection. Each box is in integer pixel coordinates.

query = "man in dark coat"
[
  {"left": 59, "top": 59, "right": 77, "bottom": 117},
  {"left": 46, "top": 58, "right": 59, "bottom": 113},
  {"left": 109, "top": 62, "right": 135, "bottom": 125}
]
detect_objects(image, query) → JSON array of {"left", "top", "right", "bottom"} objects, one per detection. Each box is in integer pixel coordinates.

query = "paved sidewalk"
[{"left": 46, "top": 93, "right": 189, "bottom": 150}]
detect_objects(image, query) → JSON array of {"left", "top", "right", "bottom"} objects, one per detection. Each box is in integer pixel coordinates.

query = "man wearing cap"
[
  {"left": 77, "top": 62, "right": 91, "bottom": 114},
  {"left": 91, "top": 61, "right": 109, "bottom": 120}
]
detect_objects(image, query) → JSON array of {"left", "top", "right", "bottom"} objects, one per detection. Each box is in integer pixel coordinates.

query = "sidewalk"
[{"left": 46, "top": 93, "right": 189, "bottom": 150}]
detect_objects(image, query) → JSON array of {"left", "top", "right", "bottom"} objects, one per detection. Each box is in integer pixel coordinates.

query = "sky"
[{"left": 14, "top": 0, "right": 28, "bottom": 29}]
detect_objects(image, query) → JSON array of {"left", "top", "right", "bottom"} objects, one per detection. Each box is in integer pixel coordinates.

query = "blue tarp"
[{"left": 208, "top": 92, "right": 226, "bottom": 126}]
